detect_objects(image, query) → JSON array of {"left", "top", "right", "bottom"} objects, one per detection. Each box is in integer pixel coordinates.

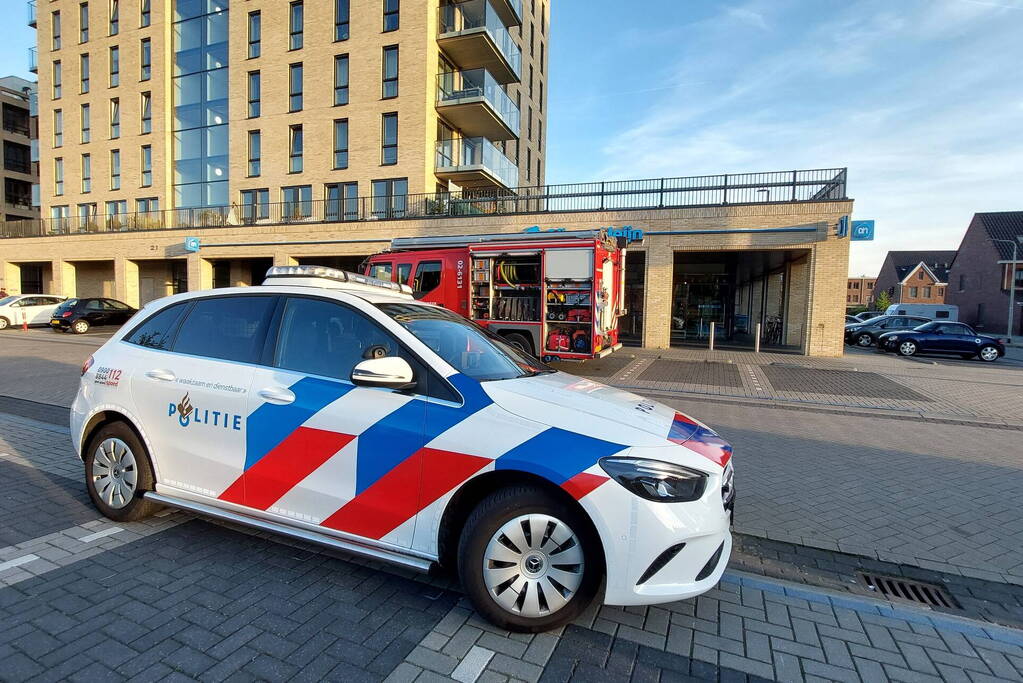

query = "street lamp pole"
[{"left": 992, "top": 239, "right": 1019, "bottom": 343}]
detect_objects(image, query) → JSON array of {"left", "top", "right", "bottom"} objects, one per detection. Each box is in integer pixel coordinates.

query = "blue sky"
[
  {"left": 547, "top": 0, "right": 1023, "bottom": 276},
  {"left": 2, "top": 1, "right": 1020, "bottom": 276}
]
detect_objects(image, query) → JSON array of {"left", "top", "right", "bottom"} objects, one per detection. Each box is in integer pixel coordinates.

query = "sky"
[
  {"left": 546, "top": 0, "right": 1023, "bottom": 277},
  {"left": 1, "top": 1, "right": 1020, "bottom": 277}
]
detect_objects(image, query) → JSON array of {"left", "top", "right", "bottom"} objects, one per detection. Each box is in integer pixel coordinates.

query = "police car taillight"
[{"left": 81, "top": 356, "right": 94, "bottom": 376}]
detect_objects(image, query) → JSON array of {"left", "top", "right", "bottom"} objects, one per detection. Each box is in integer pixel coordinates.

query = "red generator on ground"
[{"left": 362, "top": 230, "right": 627, "bottom": 361}]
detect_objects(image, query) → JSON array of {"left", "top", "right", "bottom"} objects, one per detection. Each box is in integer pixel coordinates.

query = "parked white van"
[{"left": 884, "top": 304, "right": 958, "bottom": 321}]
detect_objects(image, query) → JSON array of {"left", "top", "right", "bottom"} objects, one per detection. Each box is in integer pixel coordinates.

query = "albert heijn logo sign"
[{"left": 523, "top": 225, "right": 644, "bottom": 243}]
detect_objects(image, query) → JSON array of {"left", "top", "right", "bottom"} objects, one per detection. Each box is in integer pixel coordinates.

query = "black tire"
[
  {"left": 84, "top": 421, "right": 161, "bottom": 522},
  {"left": 503, "top": 332, "right": 535, "bottom": 357},
  {"left": 71, "top": 319, "right": 90, "bottom": 334},
  {"left": 897, "top": 340, "right": 918, "bottom": 357},
  {"left": 856, "top": 333, "right": 874, "bottom": 347},
  {"left": 978, "top": 345, "right": 1000, "bottom": 363},
  {"left": 457, "top": 486, "right": 602, "bottom": 632}
]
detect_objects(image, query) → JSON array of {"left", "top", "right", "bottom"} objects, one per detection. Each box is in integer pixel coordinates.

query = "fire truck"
[{"left": 362, "top": 230, "right": 628, "bottom": 361}]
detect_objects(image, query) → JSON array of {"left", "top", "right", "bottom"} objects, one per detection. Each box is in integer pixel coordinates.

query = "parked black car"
[
  {"left": 853, "top": 311, "right": 882, "bottom": 322},
  {"left": 844, "top": 315, "right": 930, "bottom": 347},
  {"left": 877, "top": 321, "right": 1007, "bottom": 362},
  {"left": 50, "top": 298, "right": 137, "bottom": 334}
]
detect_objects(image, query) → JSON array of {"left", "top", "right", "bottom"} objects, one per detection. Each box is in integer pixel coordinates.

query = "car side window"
[
  {"left": 174, "top": 296, "right": 277, "bottom": 364},
  {"left": 369, "top": 262, "right": 392, "bottom": 280},
  {"left": 397, "top": 263, "right": 412, "bottom": 285},
  {"left": 124, "top": 303, "right": 189, "bottom": 350},
  {"left": 413, "top": 261, "right": 442, "bottom": 298},
  {"left": 20, "top": 297, "right": 42, "bottom": 306},
  {"left": 85, "top": 300, "right": 105, "bottom": 311}
]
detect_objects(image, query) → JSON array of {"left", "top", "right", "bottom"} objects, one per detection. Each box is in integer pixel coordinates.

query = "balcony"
[
  {"left": 28, "top": 47, "right": 37, "bottom": 74},
  {"left": 438, "top": 0, "right": 521, "bottom": 84},
  {"left": 27, "top": 0, "right": 36, "bottom": 28},
  {"left": 437, "top": 68, "right": 520, "bottom": 140},
  {"left": 436, "top": 137, "right": 518, "bottom": 190}
]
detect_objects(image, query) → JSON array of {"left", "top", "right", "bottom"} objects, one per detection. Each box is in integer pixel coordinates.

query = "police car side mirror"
[{"left": 351, "top": 357, "right": 417, "bottom": 391}]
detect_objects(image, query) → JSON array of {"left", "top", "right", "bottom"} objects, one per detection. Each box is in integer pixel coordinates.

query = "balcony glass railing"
[
  {"left": 437, "top": 68, "right": 520, "bottom": 136},
  {"left": 436, "top": 137, "right": 518, "bottom": 189},
  {"left": 27, "top": 0, "right": 36, "bottom": 27},
  {"left": 28, "top": 47, "right": 37, "bottom": 73},
  {"left": 439, "top": 0, "right": 522, "bottom": 79}
]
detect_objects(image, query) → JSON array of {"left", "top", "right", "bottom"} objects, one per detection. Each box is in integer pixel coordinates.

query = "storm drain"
[{"left": 857, "top": 572, "right": 959, "bottom": 609}]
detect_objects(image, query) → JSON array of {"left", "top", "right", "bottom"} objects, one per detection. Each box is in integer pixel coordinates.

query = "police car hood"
[{"left": 483, "top": 371, "right": 701, "bottom": 447}]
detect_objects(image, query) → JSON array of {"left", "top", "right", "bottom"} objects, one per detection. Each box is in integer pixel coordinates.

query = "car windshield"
[
  {"left": 914, "top": 322, "right": 938, "bottom": 331},
  {"left": 376, "top": 303, "right": 555, "bottom": 382},
  {"left": 54, "top": 299, "right": 79, "bottom": 312},
  {"left": 0, "top": 296, "right": 16, "bottom": 306},
  {"left": 860, "top": 316, "right": 887, "bottom": 325}
]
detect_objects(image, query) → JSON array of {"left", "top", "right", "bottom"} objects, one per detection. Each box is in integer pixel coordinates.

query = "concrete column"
[
  {"left": 229, "top": 260, "right": 252, "bottom": 287},
  {"left": 1, "top": 262, "right": 20, "bottom": 294},
  {"left": 642, "top": 242, "right": 674, "bottom": 349},
  {"left": 785, "top": 256, "right": 810, "bottom": 350},
  {"left": 805, "top": 239, "right": 848, "bottom": 357},
  {"left": 52, "top": 260, "right": 78, "bottom": 298},
  {"left": 186, "top": 254, "right": 213, "bottom": 291},
  {"left": 115, "top": 258, "right": 141, "bottom": 308},
  {"left": 273, "top": 252, "right": 298, "bottom": 267}
]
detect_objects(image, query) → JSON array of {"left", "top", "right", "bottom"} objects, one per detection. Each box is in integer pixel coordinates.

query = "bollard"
[
  {"left": 754, "top": 322, "right": 761, "bottom": 353},
  {"left": 709, "top": 321, "right": 715, "bottom": 351}
]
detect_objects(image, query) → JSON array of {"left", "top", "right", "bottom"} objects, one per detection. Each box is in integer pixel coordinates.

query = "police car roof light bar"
[{"left": 263, "top": 265, "right": 414, "bottom": 295}]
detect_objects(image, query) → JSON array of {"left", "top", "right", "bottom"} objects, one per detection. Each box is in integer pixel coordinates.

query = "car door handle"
[
  {"left": 145, "top": 369, "right": 177, "bottom": 382},
  {"left": 258, "top": 387, "right": 296, "bottom": 405}
]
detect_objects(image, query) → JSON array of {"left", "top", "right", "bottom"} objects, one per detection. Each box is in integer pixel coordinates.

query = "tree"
[{"left": 874, "top": 289, "right": 892, "bottom": 313}]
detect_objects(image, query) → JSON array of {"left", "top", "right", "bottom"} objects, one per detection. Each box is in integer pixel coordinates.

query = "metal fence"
[{"left": 1, "top": 168, "right": 848, "bottom": 239}]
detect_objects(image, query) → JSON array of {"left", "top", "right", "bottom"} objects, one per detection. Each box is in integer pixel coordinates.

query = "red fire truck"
[{"left": 362, "top": 230, "right": 627, "bottom": 361}]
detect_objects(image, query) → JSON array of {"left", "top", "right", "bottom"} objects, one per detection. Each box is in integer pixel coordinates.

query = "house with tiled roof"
[
  {"left": 873, "top": 250, "right": 956, "bottom": 306},
  {"left": 946, "top": 212, "right": 1023, "bottom": 335}
]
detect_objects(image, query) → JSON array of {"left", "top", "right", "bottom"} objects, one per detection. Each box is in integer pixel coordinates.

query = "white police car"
[{"left": 72, "top": 266, "right": 735, "bottom": 631}]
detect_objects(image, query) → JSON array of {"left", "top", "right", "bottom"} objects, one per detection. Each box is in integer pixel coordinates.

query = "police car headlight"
[{"left": 599, "top": 457, "right": 707, "bottom": 503}]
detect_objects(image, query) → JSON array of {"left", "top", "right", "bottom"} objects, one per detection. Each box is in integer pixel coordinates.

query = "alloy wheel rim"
[
  {"left": 74, "top": 321, "right": 88, "bottom": 332},
  {"left": 900, "top": 342, "right": 916, "bottom": 355},
  {"left": 483, "top": 513, "right": 585, "bottom": 618},
  {"left": 981, "top": 347, "right": 997, "bottom": 361},
  {"left": 858, "top": 335, "right": 872, "bottom": 346},
  {"left": 91, "top": 437, "right": 138, "bottom": 509}
]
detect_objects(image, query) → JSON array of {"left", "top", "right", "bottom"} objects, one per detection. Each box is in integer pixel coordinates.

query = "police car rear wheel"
[
  {"left": 979, "top": 345, "right": 999, "bottom": 362},
  {"left": 84, "top": 422, "right": 160, "bottom": 522},
  {"left": 458, "top": 486, "right": 601, "bottom": 632}
]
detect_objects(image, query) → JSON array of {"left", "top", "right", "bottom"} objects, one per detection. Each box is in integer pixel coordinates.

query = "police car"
[{"left": 72, "top": 266, "right": 735, "bottom": 632}]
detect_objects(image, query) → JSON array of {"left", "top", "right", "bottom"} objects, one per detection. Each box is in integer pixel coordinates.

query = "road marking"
[
  {"left": 79, "top": 527, "right": 124, "bottom": 543},
  {"left": 0, "top": 554, "right": 39, "bottom": 573},
  {"left": 745, "top": 366, "right": 765, "bottom": 392}
]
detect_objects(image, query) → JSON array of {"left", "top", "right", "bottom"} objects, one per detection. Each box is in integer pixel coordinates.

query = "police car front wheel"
[
  {"left": 84, "top": 421, "right": 161, "bottom": 522},
  {"left": 458, "top": 486, "right": 602, "bottom": 632}
]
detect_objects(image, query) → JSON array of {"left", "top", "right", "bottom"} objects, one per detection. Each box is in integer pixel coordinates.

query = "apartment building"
[
  {"left": 0, "top": 76, "right": 38, "bottom": 225},
  {"left": 31, "top": 0, "right": 547, "bottom": 227},
  {"left": 845, "top": 276, "right": 875, "bottom": 307},
  {"left": 874, "top": 251, "right": 954, "bottom": 305}
]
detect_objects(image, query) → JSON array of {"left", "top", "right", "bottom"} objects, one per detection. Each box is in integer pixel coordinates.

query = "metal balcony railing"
[
  {"left": 437, "top": 68, "right": 520, "bottom": 136},
  {"left": 436, "top": 137, "right": 519, "bottom": 189},
  {"left": 28, "top": 0, "right": 37, "bottom": 27},
  {"left": 0, "top": 169, "right": 849, "bottom": 239},
  {"left": 28, "top": 47, "right": 38, "bottom": 73},
  {"left": 439, "top": 0, "right": 522, "bottom": 80}
]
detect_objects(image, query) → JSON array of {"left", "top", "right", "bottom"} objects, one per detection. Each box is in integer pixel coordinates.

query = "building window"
[
  {"left": 283, "top": 185, "right": 312, "bottom": 219},
  {"left": 141, "top": 92, "right": 151, "bottom": 134},
  {"left": 333, "top": 119, "right": 349, "bottom": 169},
  {"left": 248, "top": 11, "right": 261, "bottom": 58},
  {"left": 140, "top": 38, "right": 151, "bottom": 80},
  {"left": 852, "top": 281, "right": 859, "bottom": 290},
  {"left": 248, "top": 130, "right": 261, "bottom": 177},
  {"left": 371, "top": 178, "right": 407, "bottom": 219},
  {"left": 80, "top": 104, "right": 91, "bottom": 143},
  {"left": 80, "top": 54, "right": 90, "bottom": 93},
  {"left": 81, "top": 154, "right": 92, "bottom": 193},
  {"left": 539, "top": 81, "right": 544, "bottom": 111},
  {"left": 110, "top": 149, "right": 120, "bottom": 190},
  {"left": 289, "top": 125, "right": 303, "bottom": 173},
  {"left": 381, "top": 113, "right": 398, "bottom": 165},
  {"left": 923, "top": 286, "right": 932, "bottom": 298},
  {"left": 109, "top": 98, "right": 120, "bottom": 138},
  {"left": 109, "top": 46, "right": 119, "bottom": 86},
  {"left": 53, "top": 61, "right": 62, "bottom": 99},
  {"left": 247, "top": 72, "right": 260, "bottom": 118},
  {"left": 140, "top": 0, "right": 150, "bottom": 28},
  {"left": 959, "top": 274, "right": 965, "bottom": 291},
  {"left": 53, "top": 110, "right": 63, "bottom": 147},
  {"left": 909, "top": 286, "right": 918, "bottom": 298},
  {"left": 106, "top": 200, "right": 126, "bottom": 224},
  {"left": 867, "top": 281, "right": 874, "bottom": 289},
  {"left": 289, "top": 63, "right": 303, "bottom": 112},
  {"left": 326, "top": 181, "right": 358, "bottom": 221},
  {"left": 78, "top": 203, "right": 98, "bottom": 227},
  {"left": 382, "top": 46, "right": 398, "bottom": 99},
  {"left": 526, "top": 148, "right": 531, "bottom": 181},
  {"left": 383, "top": 0, "right": 399, "bottom": 32},
  {"left": 241, "top": 188, "right": 269, "bottom": 221},
  {"left": 335, "top": 0, "right": 350, "bottom": 41},
  {"left": 938, "top": 286, "right": 945, "bottom": 296},
  {"left": 334, "top": 55, "right": 349, "bottom": 106},
  {"left": 527, "top": 105, "right": 532, "bottom": 140},
  {"left": 55, "top": 158, "right": 64, "bottom": 195},
  {"left": 289, "top": 2, "right": 304, "bottom": 50},
  {"left": 918, "top": 270, "right": 924, "bottom": 280},
  {"left": 540, "top": 42, "right": 544, "bottom": 73},
  {"left": 141, "top": 145, "right": 152, "bottom": 186},
  {"left": 136, "top": 197, "right": 159, "bottom": 214},
  {"left": 52, "top": 11, "right": 62, "bottom": 50},
  {"left": 79, "top": 3, "right": 89, "bottom": 43},
  {"left": 109, "top": 0, "right": 119, "bottom": 35}
]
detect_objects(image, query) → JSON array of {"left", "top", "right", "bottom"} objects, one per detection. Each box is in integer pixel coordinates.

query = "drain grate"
[{"left": 857, "top": 572, "right": 959, "bottom": 609}]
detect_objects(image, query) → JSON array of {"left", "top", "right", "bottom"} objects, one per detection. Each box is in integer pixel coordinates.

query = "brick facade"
[{"left": 845, "top": 276, "right": 875, "bottom": 307}]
